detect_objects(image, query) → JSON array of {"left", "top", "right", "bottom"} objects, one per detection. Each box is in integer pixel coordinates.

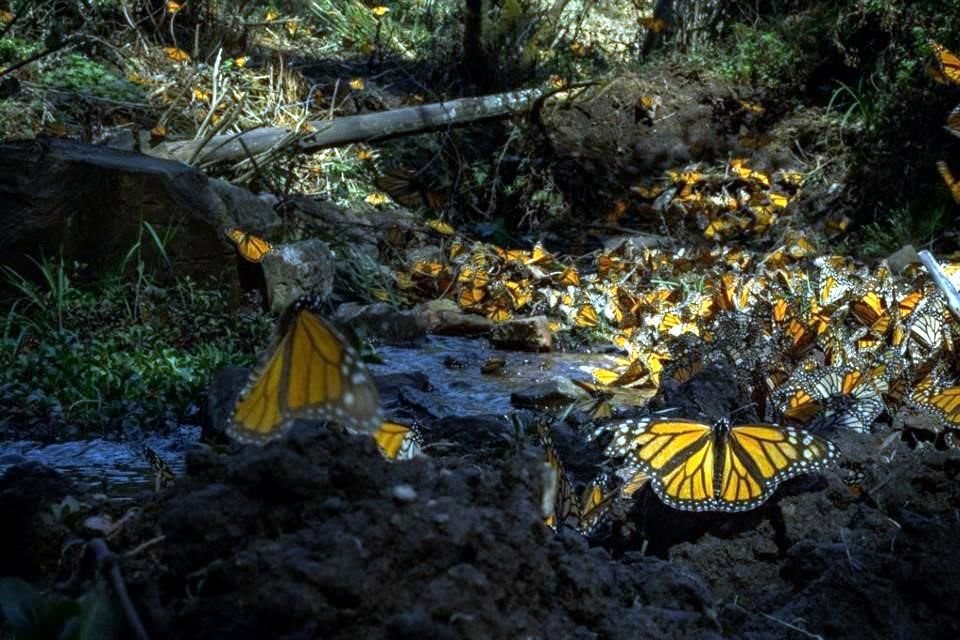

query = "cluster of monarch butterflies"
[
  {"left": 525, "top": 237, "right": 960, "bottom": 519},
  {"left": 226, "top": 295, "right": 423, "bottom": 462}
]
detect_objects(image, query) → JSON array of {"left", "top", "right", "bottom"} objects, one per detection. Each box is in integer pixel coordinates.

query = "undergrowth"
[{"left": 0, "top": 230, "right": 273, "bottom": 436}]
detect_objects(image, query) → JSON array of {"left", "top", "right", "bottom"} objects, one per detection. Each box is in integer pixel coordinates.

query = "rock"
[
  {"left": 0, "top": 462, "right": 75, "bottom": 577},
  {"left": 391, "top": 484, "right": 418, "bottom": 502},
  {"left": 489, "top": 315, "right": 552, "bottom": 351},
  {"left": 334, "top": 303, "right": 429, "bottom": 345},
  {"left": 0, "top": 137, "right": 280, "bottom": 288},
  {"left": 416, "top": 299, "right": 495, "bottom": 335},
  {"left": 203, "top": 366, "right": 250, "bottom": 442},
  {"left": 510, "top": 377, "right": 587, "bottom": 410},
  {"left": 261, "top": 238, "right": 335, "bottom": 312}
]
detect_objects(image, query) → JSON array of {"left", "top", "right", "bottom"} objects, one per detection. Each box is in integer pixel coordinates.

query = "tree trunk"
[{"left": 147, "top": 88, "right": 542, "bottom": 167}]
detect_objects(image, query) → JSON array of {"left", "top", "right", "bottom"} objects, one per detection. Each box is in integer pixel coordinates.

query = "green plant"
[
  {"left": 39, "top": 53, "right": 144, "bottom": 102},
  {"left": 0, "top": 248, "right": 274, "bottom": 434},
  {"left": 826, "top": 78, "right": 882, "bottom": 137},
  {"left": 0, "top": 36, "right": 41, "bottom": 64},
  {"left": 1, "top": 254, "right": 80, "bottom": 333},
  {"left": 859, "top": 204, "right": 948, "bottom": 258},
  {"left": 0, "top": 577, "right": 118, "bottom": 639},
  {"left": 717, "top": 22, "right": 804, "bottom": 88}
]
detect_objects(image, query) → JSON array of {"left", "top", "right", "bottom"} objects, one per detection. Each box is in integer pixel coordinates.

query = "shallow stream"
[{"left": 0, "top": 335, "right": 620, "bottom": 497}]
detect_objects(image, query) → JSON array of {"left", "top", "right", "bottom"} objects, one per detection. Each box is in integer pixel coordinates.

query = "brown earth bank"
[{"left": 5, "top": 391, "right": 960, "bottom": 639}]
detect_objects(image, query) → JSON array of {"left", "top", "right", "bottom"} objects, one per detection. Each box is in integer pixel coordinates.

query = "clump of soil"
[
  {"left": 125, "top": 409, "right": 960, "bottom": 638},
  {"left": 154, "top": 424, "right": 723, "bottom": 639}
]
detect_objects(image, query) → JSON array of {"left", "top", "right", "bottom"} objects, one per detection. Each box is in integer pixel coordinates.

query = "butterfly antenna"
[{"left": 729, "top": 402, "right": 759, "bottom": 420}]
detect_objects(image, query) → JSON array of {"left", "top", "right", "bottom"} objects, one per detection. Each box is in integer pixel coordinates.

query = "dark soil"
[{"left": 6, "top": 374, "right": 960, "bottom": 640}]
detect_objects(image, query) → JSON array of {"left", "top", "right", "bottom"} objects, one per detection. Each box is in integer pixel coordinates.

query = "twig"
[
  {"left": 839, "top": 528, "right": 863, "bottom": 571},
  {"left": 124, "top": 534, "right": 166, "bottom": 558},
  {"left": 917, "top": 250, "right": 960, "bottom": 321},
  {"left": 88, "top": 538, "right": 151, "bottom": 640},
  {"left": 734, "top": 599, "right": 824, "bottom": 640}
]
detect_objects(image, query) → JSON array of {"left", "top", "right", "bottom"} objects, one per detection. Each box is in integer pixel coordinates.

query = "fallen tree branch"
[{"left": 147, "top": 88, "right": 543, "bottom": 166}]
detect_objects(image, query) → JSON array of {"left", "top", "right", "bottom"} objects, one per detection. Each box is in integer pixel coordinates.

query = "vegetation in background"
[
  {"left": 0, "top": 241, "right": 273, "bottom": 435},
  {"left": 1, "top": 0, "right": 960, "bottom": 434},
  {"left": 39, "top": 53, "right": 144, "bottom": 102}
]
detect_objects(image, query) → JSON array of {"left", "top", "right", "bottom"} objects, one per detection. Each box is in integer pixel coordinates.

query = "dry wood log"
[{"left": 147, "top": 88, "right": 542, "bottom": 166}]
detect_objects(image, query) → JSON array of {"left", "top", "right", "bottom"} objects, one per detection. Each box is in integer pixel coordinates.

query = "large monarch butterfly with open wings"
[
  {"left": 228, "top": 297, "right": 382, "bottom": 444},
  {"left": 602, "top": 416, "right": 838, "bottom": 512}
]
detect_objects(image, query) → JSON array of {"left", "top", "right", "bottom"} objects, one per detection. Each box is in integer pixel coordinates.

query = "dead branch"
[{"left": 147, "top": 88, "right": 542, "bottom": 166}]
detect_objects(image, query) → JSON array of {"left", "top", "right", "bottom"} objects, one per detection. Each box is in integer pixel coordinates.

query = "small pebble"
[{"left": 392, "top": 484, "right": 417, "bottom": 502}]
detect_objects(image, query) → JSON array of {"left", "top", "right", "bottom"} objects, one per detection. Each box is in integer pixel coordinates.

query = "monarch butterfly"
[
  {"left": 538, "top": 423, "right": 579, "bottom": 531},
  {"left": 144, "top": 445, "right": 175, "bottom": 491},
  {"left": 936, "top": 161, "right": 960, "bottom": 204},
  {"left": 900, "top": 296, "right": 952, "bottom": 358},
  {"left": 575, "top": 303, "right": 599, "bottom": 328},
  {"left": 946, "top": 103, "right": 960, "bottom": 139},
  {"left": 931, "top": 43, "right": 960, "bottom": 86},
  {"left": 603, "top": 417, "right": 838, "bottom": 512},
  {"left": 815, "top": 259, "right": 855, "bottom": 307},
  {"left": 615, "top": 466, "right": 651, "bottom": 498},
  {"left": 556, "top": 265, "right": 581, "bottom": 287},
  {"left": 228, "top": 298, "right": 382, "bottom": 444},
  {"left": 850, "top": 290, "right": 891, "bottom": 336},
  {"left": 457, "top": 286, "right": 486, "bottom": 309},
  {"left": 778, "top": 317, "right": 818, "bottom": 360},
  {"left": 577, "top": 474, "right": 618, "bottom": 535},
  {"left": 226, "top": 228, "right": 274, "bottom": 263},
  {"left": 571, "top": 378, "right": 615, "bottom": 420},
  {"left": 373, "top": 421, "right": 423, "bottom": 460},
  {"left": 375, "top": 168, "right": 445, "bottom": 209},
  {"left": 485, "top": 296, "right": 513, "bottom": 322},
  {"left": 916, "top": 385, "right": 960, "bottom": 428},
  {"left": 777, "top": 364, "right": 886, "bottom": 432}
]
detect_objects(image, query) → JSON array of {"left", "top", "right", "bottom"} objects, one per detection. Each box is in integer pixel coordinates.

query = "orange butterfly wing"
[
  {"left": 229, "top": 308, "right": 382, "bottom": 444},
  {"left": 227, "top": 228, "right": 273, "bottom": 262},
  {"left": 937, "top": 161, "right": 960, "bottom": 204},
  {"left": 933, "top": 43, "right": 960, "bottom": 85}
]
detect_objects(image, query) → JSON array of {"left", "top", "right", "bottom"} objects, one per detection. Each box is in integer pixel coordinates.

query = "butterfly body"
[{"left": 605, "top": 417, "right": 838, "bottom": 512}]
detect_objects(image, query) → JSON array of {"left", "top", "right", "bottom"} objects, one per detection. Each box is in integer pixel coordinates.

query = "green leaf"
[
  {"left": 65, "top": 591, "right": 117, "bottom": 640},
  {"left": 0, "top": 576, "right": 42, "bottom": 627}
]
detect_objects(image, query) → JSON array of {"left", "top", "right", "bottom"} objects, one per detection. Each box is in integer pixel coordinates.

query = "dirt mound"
[
  {"left": 144, "top": 414, "right": 960, "bottom": 639},
  {"left": 156, "top": 425, "right": 719, "bottom": 639}
]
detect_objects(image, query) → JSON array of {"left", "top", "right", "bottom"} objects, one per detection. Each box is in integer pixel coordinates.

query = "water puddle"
[
  {"left": 0, "top": 428, "right": 198, "bottom": 501},
  {"left": 372, "top": 335, "right": 622, "bottom": 417}
]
